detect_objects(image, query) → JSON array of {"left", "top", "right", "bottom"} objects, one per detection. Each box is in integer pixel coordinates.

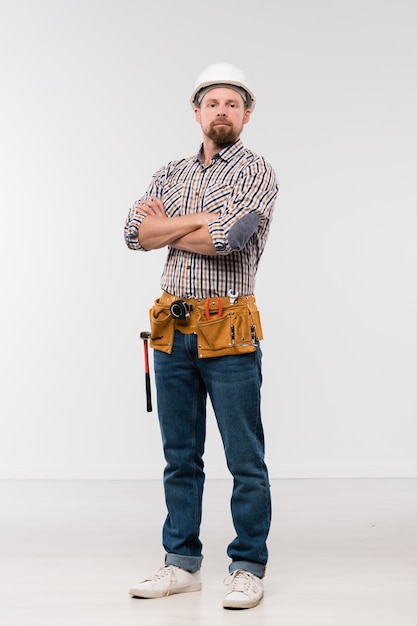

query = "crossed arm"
[{"left": 133, "top": 196, "right": 218, "bottom": 256}]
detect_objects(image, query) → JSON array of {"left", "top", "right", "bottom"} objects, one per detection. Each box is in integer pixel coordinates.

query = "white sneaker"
[
  {"left": 222, "top": 569, "right": 264, "bottom": 609},
  {"left": 129, "top": 565, "right": 202, "bottom": 598}
]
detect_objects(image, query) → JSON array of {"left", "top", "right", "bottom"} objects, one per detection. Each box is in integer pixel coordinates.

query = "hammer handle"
[
  {"left": 145, "top": 371, "right": 152, "bottom": 412},
  {"left": 142, "top": 338, "right": 152, "bottom": 412}
]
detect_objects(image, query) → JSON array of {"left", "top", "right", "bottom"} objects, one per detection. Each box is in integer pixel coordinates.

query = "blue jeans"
[{"left": 153, "top": 330, "right": 271, "bottom": 579}]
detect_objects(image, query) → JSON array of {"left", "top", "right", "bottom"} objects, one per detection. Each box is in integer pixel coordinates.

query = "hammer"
[{"left": 140, "top": 331, "right": 152, "bottom": 412}]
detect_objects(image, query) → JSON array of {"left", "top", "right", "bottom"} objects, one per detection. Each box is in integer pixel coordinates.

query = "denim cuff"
[
  {"left": 229, "top": 560, "right": 266, "bottom": 578},
  {"left": 165, "top": 553, "right": 203, "bottom": 573}
]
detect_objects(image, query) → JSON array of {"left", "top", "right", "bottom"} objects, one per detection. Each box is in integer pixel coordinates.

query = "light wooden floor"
[{"left": 0, "top": 479, "right": 416, "bottom": 625}]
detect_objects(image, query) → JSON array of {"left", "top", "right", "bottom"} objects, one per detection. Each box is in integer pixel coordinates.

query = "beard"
[{"left": 206, "top": 123, "right": 239, "bottom": 146}]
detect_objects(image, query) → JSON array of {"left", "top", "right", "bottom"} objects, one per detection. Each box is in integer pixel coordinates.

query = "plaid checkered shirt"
[{"left": 124, "top": 139, "right": 279, "bottom": 299}]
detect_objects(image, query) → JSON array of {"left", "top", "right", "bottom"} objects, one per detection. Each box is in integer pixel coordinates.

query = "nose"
[{"left": 216, "top": 107, "right": 227, "bottom": 116}]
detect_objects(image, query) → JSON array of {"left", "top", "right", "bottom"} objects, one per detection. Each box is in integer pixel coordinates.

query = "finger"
[
  {"left": 149, "top": 197, "right": 167, "bottom": 216},
  {"left": 150, "top": 196, "right": 164, "bottom": 212},
  {"left": 140, "top": 200, "right": 158, "bottom": 215}
]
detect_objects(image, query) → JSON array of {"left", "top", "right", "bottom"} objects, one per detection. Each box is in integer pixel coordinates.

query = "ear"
[
  {"left": 194, "top": 107, "right": 201, "bottom": 124},
  {"left": 243, "top": 109, "right": 251, "bottom": 125}
]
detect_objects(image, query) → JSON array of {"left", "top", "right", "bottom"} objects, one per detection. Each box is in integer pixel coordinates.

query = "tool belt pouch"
[
  {"left": 197, "top": 304, "right": 263, "bottom": 358},
  {"left": 149, "top": 298, "right": 175, "bottom": 354}
]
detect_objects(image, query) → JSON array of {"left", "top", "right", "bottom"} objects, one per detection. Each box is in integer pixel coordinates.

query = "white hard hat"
[{"left": 190, "top": 62, "right": 256, "bottom": 111}]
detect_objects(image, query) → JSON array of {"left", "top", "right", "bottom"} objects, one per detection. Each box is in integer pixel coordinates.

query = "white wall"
[{"left": 1, "top": 0, "right": 416, "bottom": 479}]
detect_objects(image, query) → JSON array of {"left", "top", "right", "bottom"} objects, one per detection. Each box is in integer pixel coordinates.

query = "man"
[{"left": 124, "top": 62, "right": 279, "bottom": 610}]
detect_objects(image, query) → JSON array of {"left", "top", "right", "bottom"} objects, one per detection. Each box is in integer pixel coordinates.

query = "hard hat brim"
[{"left": 190, "top": 80, "right": 256, "bottom": 111}]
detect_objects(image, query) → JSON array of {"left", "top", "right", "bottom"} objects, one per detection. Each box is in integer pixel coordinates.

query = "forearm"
[
  {"left": 170, "top": 228, "right": 218, "bottom": 256},
  {"left": 139, "top": 214, "right": 208, "bottom": 250}
]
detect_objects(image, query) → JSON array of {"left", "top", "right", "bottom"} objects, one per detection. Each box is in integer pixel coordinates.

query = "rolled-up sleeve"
[
  {"left": 207, "top": 157, "right": 279, "bottom": 255},
  {"left": 124, "top": 201, "right": 147, "bottom": 250},
  {"left": 124, "top": 165, "right": 167, "bottom": 251}
]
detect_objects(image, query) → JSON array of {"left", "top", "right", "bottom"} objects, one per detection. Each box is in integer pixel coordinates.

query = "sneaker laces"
[
  {"left": 144, "top": 565, "right": 177, "bottom": 595},
  {"left": 225, "top": 570, "right": 255, "bottom": 595}
]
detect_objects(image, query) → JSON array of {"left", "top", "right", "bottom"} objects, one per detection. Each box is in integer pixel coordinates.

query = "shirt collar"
[{"left": 196, "top": 139, "right": 245, "bottom": 165}]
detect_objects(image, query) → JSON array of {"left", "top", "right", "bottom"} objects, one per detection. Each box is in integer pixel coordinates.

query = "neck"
[{"left": 201, "top": 137, "right": 237, "bottom": 166}]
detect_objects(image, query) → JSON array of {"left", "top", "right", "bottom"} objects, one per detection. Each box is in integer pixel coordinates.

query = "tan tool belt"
[{"left": 149, "top": 291, "right": 263, "bottom": 358}]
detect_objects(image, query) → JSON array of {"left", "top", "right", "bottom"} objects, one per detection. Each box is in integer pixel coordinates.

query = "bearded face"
[
  {"left": 205, "top": 122, "right": 240, "bottom": 146},
  {"left": 195, "top": 87, "right": 251, "bottom": 150}
]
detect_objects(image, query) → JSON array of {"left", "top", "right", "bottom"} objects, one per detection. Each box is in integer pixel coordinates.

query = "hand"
[
  {"left": 199, "top": 210, "right": 220, "bottom": 224},
  {"left": 135, "top": 196, "right": 167, "bottom": 218}
]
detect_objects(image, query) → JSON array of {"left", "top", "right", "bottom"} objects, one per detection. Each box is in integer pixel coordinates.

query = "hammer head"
[{"left": 140, "top": 331, "right": 151, "bottom": 340}]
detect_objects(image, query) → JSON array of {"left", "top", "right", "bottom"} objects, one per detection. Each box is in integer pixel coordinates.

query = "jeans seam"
[
  {"left": 191, "top": 374, "right": 199, "bottom": 552},
  {"left": 189, "top": 332, "right": 203, "bottom": 556}
]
